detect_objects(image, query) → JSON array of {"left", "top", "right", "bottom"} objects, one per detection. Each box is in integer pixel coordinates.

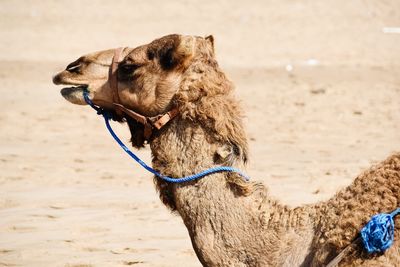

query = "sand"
[{"left": 0, "top": 1, "right": 399, "bottom": 266}]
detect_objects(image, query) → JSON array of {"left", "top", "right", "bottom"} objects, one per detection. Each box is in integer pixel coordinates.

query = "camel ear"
[
  {"left": 205, "top": 35, "right": 214, "bottom": 52},
  {"left": 215, "top": 145, "right": 232, "bottom": 160},
  {"left": 174, "top": 35, "right": 195, "bottom": 63},
  {"left": 214, "top": 143, "right": 244, "bottom": 166},
  {"left": 159, "top": 35, "right": 195, "bottom": 69}
]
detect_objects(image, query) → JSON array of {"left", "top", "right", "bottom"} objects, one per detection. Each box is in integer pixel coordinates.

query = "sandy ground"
[{"left": 0, "top": 1, "right": 400, "bottom": 266}]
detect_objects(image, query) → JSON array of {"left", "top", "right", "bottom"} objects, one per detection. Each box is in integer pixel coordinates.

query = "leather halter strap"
[
  {"left": 108, "top": 47, "right": 179, "bottom": 141},
  {"left": 109, "top": 47, "right": 124, "bottom": 105}
]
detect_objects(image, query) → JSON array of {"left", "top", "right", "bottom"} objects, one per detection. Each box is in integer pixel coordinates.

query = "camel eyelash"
[{"left": 121, "top": 64, "right": 140, "bottom": 72}]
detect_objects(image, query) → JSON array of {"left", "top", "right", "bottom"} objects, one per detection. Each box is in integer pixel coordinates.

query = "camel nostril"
[{"left": 52, "top": 75, "right": 61, "bottom": 85}]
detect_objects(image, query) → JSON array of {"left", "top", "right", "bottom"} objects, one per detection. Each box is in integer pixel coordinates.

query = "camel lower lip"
[
  {"left": 60, "top": 85, "right": 88, "bottom": 105},
  {"left": 60, "top": 85, "right": 88, "bottom": 97}
]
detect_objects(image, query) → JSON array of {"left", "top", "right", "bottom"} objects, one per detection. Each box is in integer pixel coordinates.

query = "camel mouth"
[{"left": 60, "top": 85, "right": 88, "bottom": 105}]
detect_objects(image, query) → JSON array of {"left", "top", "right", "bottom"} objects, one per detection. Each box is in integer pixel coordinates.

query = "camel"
[{"left": 53, "top": 34, "right": 400, "bottom": 266}]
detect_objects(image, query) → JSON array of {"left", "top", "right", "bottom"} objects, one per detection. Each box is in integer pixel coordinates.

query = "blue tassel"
[{"left": 361, "top": 208, "right": 400, "bottom": 253}]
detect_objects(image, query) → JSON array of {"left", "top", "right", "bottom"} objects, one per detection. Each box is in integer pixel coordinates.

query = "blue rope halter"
[{"left": 82, "top": 90, "right": 249, "bottom": 184}]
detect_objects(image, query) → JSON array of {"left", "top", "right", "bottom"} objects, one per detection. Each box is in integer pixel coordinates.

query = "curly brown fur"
[
  {"left": 125, "top": 116, "right": 146, "bottom": 148},
  {"left": 147, "top": 36, "right": 254, "bottom": 211},
  {"left": 310, "top": 154, "right": 400, "bottom": 266}
]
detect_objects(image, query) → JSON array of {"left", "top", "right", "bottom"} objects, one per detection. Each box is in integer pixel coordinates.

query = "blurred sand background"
[{"left": 0, "top": 0, "right": 399, "bottom": 266}]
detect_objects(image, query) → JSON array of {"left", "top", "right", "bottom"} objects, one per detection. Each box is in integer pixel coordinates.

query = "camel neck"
[
  {"left": 172, "top": 171, "right": 316, "bottom": 266},
  {"left": 149, "top": 117, "right": 317, "bottom": 266}
]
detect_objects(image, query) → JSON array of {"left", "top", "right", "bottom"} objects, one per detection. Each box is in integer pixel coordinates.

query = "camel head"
[
  {"left": 53, "top": 34, "right": 218, "bottom": 148},
  {"left": 53, "top": 34, "right": 215, "bottom": 116},
  {"left": 53, "top": 35, "right": 247, "bottom": 156}
]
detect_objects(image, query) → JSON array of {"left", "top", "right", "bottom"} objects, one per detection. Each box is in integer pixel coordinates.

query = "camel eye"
[
  {"left": 118, "top": 63, "right": 140, "bottom": 79},
  {"left": 147, "top": 50, "right": 155, "bottom": 60},
  {"left": 121, "top": 63, "right": 140, "bottom": 73}
]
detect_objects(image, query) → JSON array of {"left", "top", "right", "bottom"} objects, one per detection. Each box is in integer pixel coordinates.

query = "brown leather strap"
[
  {"left": 325, "top": 237, "right": 361, "bottom": 267},
  {"left": 113, "top": 103, "right": 148, "bottom": 125},
  {"left": 109, "top": 47, "right": 124, "bottom": 105},
  {"left": 114, "top": 102, "right": 153, "bottom": 140},
  {"left": 151, "top": 108, "right": 180, "bottom": 130},
  {"left": 114, "top": 103, "right": 179, "bottom": 140}
]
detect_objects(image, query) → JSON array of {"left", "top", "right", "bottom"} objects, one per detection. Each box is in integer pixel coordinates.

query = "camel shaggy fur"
[{"left": 53, "top": 34, "right": 400, "bottom": 266}]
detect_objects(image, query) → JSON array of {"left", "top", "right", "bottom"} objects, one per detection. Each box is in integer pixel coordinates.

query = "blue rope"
[
  {"left": 361, "top": 208, "right": 400, "bottom": 253},
  {"left": 83, "top": 90, "right": 250, "bottom": 183}
]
